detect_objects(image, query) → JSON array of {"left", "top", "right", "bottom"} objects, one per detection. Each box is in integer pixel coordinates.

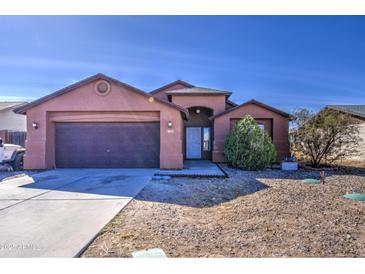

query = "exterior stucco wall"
[
  {"left": 152, "top": 83, "right": 191, "bottom": 102},
  {"left": 171, "top": 95, "right": 226, "bottom": 115},
  {"left": 347, "top": 122, "right": 365, "bottom": 161},
  {"left": 0, "top": 109, "right": 27, "bottom": 131},
  {"left": 24, "top": 80, "right": 184, "bottom": 170},
  {"left": 212, "top": 103, "right": 290, "bottom": 163}
]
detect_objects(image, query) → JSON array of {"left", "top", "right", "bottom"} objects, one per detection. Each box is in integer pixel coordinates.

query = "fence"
[
  {"left": 0, "top": 130, "right": 6, "bottom": 143},
  {"left": 1, "top": 130, "right": 27, "bottom": 147}
]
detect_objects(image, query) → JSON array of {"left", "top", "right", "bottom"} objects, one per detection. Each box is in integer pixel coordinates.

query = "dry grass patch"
[{"left": 83, "top": 166, "right": 365, "bottom": 258}]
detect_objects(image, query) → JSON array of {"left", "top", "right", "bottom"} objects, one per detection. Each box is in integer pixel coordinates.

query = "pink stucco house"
[{"left": 14, "top": 73, "right": 290, "bottom": 170}]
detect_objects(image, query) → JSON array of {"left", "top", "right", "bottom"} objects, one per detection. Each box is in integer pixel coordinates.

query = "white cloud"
[{"left": 0, "top": 95, "right": 36, "bottom": 101}]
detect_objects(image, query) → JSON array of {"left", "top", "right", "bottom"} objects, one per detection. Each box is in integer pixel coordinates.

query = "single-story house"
[
  {"left": 0, "top": 102, "right": 27, "bottom": 143},
  {"left": 0, "top": 102, "right": 27, "bottom": 131},
  {"left": 326, "top": 105, "right": 365, "bottom": 162},
  {"left": 14, "top": 73, "right": 290, "bottom": 169}
]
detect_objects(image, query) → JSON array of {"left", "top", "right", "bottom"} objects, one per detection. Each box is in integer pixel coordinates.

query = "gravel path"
[{"left": 83, "top": 165, "right": 365, "bottom": 258}]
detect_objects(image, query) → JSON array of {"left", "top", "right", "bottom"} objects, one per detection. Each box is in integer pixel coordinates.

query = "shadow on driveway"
[
  {"left": 134, "top": 176, "right": 269, "bottom": 208},
  {"left": 18, "top": 169, "right": 156, "bottom": 199},
  {"left": 17, "top": 167, "right": 270, "bottom": 208}
]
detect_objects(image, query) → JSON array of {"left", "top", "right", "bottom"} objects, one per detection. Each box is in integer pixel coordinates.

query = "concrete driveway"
[{"left": 0, "top": 168, "right": 155, "bottom": 257}]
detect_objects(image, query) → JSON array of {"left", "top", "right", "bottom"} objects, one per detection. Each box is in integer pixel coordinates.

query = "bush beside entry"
[{"left": 224, "top": 115, "right": 276, "bottom": 170}]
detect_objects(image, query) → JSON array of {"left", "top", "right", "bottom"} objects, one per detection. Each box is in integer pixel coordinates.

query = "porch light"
[
  {"left": 167, "top": 121, "right": 173, "bottom": 128},
  {"left": 32, "top": 122, "right": 38, "bottom": 129},
  {"left": 196, "top": 108, "right": 200, "bottom": 114}
]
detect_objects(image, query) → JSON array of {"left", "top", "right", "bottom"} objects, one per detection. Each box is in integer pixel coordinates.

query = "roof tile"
[
  {"left": 166, "top": 87, "right": 231, "bottom": 95},
  {"left": 0, "top": 102, "right": 27, "bottom": 112},
  {"left": 327, "top": 105, "right": 365, "bottom": 119}
]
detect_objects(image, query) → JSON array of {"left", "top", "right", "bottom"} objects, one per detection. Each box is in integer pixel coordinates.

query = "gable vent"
[{"left": 95, "top": 80, "right": 111, "bottom": 96}]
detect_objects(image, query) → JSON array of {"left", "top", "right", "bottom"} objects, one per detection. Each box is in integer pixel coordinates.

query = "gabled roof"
[
  {"left": 14, "top": 73, "right": 189, "bottom": 120},
  {"left": 166, "top": 87, "right": 232, "bottom": 96},
  {"left": 150, "top": 80, "right": 194, "bottom": 95},
  {"left": 210, "top": 99, "right": 291, "bottom": 119},
  {"left": 326, "top": 105, "right": 365, "bottom": 119},
  {"left": 0, "top": 102, "right": 27, "bottom": 112}
]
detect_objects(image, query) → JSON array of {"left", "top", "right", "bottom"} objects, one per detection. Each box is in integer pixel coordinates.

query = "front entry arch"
[{"left": 185, "top": 106, "right": 213, "bottom": 160}]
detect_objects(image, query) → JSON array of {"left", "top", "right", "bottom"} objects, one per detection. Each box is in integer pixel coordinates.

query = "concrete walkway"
[
  {"left": 156, "top": 160, "right": 226, "bottom": 177},
  {"left": 0, "top": 168, "right": 155, "bottom": 257}
]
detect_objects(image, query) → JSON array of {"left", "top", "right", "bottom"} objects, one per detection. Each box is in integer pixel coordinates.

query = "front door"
[{"left": 186, "top": 127, "right": 202, "bottom": 159}]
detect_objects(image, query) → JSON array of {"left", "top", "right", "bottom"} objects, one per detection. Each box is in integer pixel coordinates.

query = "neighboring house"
[
  {"left": 0, "top": 102, "right": 27, "bottom": 144},
  {"left": 326, "top": 105, "right": 365, "bottom": 161},
  {"left": 14, "top": 73, "right": 290, "bottom": 170},
  {"left": 0, "top": 102, "right": 27, "bottom": 131}
]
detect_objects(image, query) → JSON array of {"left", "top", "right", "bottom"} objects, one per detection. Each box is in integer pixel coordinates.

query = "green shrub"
[{"left": 224, "top": 115, "right": 276, "bottom": 170}]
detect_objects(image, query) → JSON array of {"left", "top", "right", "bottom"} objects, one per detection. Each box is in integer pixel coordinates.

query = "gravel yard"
[{"left": 83, "top": 165, "right": 365, "bottom": 258}]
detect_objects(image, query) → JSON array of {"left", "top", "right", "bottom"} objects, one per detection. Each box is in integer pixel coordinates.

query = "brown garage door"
[{"left": 55, "top": 122, "right": 160, "bottom": 168}]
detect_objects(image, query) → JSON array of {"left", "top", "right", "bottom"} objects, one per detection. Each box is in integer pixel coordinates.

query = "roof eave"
[
  {"left": 14, "top": 73, "right": 189, "bottom": 119},
  {"left": 226, "top": 99, "right": 238, "bottom": 107},
  {"left": 1, "top": 104, "right": 25, "bottom": 113},
  {"left": 209, "top": 99, "right": 291, "bottom": 120},
  {"left": 150, "top": 80, "right": 195, "bottom": 95},
  {"left": 326, "top": 105, "right": 365, "bottom": 120},
  {"left": 0, "top": 102, "right": 25, "bottom": 113},
  {"left": 166, "top": 92, "right": 232, "bottom": 96}
]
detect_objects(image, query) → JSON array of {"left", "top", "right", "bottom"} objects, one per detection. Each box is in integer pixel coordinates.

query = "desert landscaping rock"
[{"left": 83, "top": 165, "right": 365, "bottom": 258}]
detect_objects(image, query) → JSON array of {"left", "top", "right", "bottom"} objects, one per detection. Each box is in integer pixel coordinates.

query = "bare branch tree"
[{"left": 291, "top": 108, "right": 361, "bottom": 167}]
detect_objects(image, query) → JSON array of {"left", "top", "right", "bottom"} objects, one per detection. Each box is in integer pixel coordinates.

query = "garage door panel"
[{"left": 55, "top": 122, "right": 160, "bottom": 168}]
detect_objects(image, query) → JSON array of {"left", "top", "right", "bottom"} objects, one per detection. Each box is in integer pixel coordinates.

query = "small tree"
[
  {"left": 224, "top": 115, "right": 276, "bottom": 170},
  {"left": 291, "top": 108, "right": 361, "bottom": 167}
]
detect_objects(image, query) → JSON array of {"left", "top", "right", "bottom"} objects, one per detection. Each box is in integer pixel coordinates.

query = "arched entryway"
[{"left": 184, "top": 106, "right": 213, "bottom": 160}]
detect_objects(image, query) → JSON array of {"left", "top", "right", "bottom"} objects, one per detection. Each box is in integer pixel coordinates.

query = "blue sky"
[{"left": 0, "top": 16, "right": 364, "bottom": 113}]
